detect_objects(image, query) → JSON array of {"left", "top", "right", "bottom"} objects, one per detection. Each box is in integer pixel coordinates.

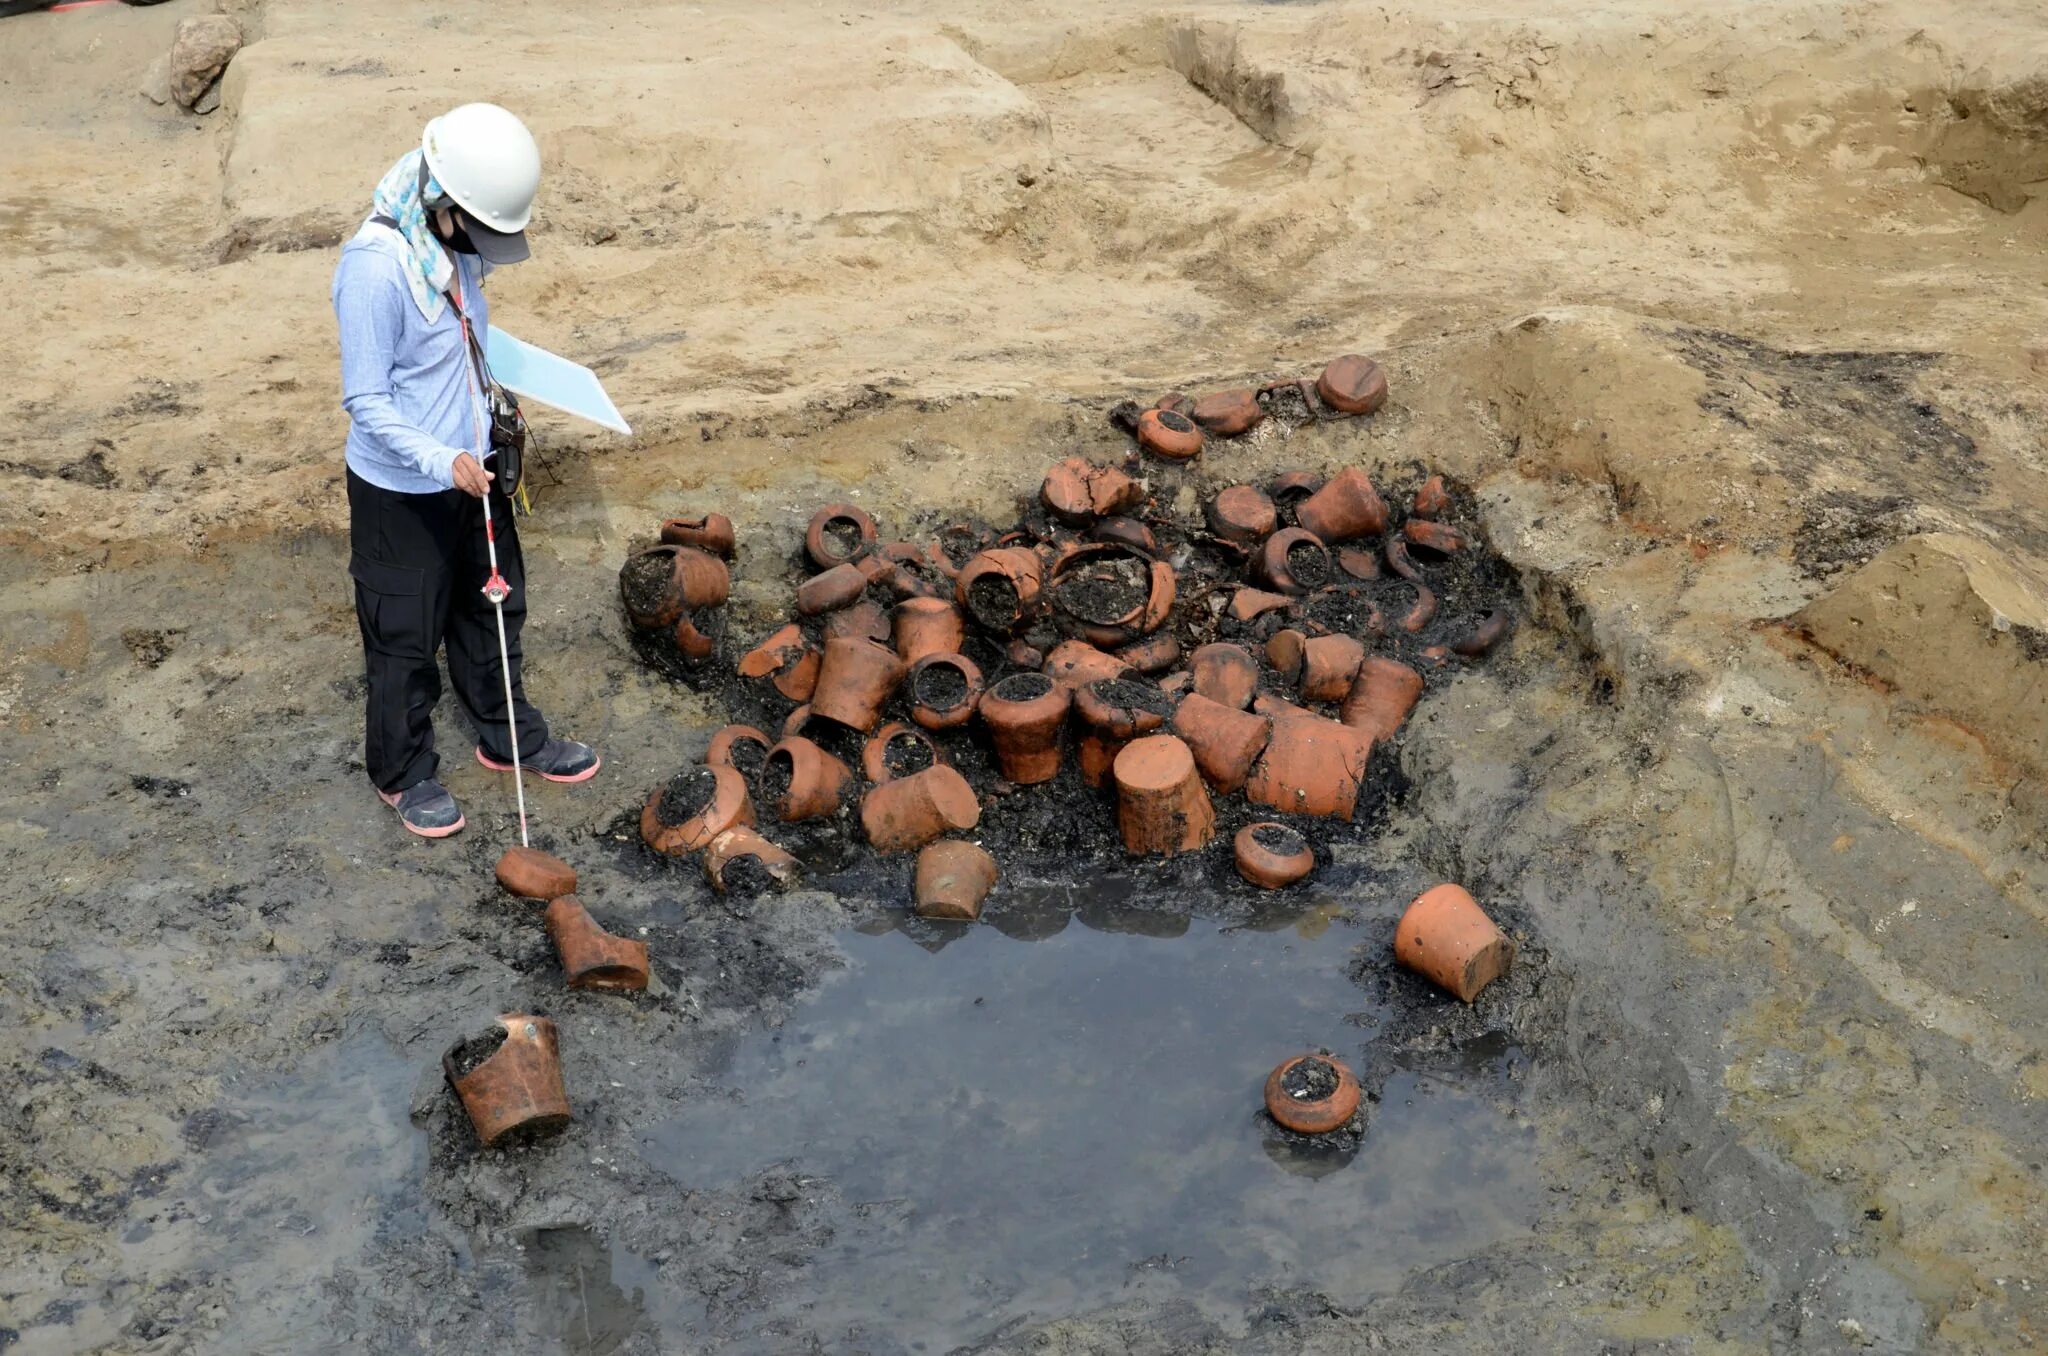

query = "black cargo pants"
[{"left": 347, "top": 468, "right": 549, "bottom": 794}]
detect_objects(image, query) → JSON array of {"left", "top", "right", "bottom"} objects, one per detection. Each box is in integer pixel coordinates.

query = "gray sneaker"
[
  {"left": 476, "top": 738, "right": 602, "bottom": 784},
  {"left": 378, "top": 778, "right": 466, "bottom": 838}
]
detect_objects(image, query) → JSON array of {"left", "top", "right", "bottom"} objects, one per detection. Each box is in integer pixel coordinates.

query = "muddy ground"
[{"left": 4, "top": 0, "right": 2048, "bottom": 1352}]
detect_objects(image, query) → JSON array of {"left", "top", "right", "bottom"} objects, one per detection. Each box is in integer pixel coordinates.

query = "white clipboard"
[{"left": 485, "top": 325, "right": 632, "bottom": 436}]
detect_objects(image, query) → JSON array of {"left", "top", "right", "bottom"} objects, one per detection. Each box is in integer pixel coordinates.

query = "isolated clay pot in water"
[
  {"left": 907, "top": 652, "right": 983, "bottom": 730},
  {"left": 1451, "top": 610, "right": 1514, "bottom": 659},
  {"left": 1113, "top": 734, "right": 1216, "bottom": 857},
  {"left": 659, "top": 513, "right": 736, "bottom": 558},
  {"left": 737, "top": 624, "right": 820, "bottom": 702},
  {"left": 862, "top": 720, "right": 943, "bottom": 784},
  {"left": 1170, "top": 692, "right": 1273, "bottom": 794},
  {"left": 1191, "top": 642, "right": 1259, "bottom": 710},
  {"left": 1252, "top": 528, "right": 1333, "bottom": 594},
  {"left": 810, "top": 637, "right": 906, "bottom": 732},
  {"left": 1090, "top": 516, "right": 1157, "bottom": 555},
  {"left": 1207, "top": 485, "right": 1279, "bottom": 546},
  {"left": 1395, "top": 883, "right": 1514, "bottom": 1003},
  {"left": 1235, "top": 822, "right": 1315, "bottom": 890},
  {"left": 1246, "top": 715, "right": 1371, "bottom": 821},
  {"left": 824, "top": 599, "right": 893, "bottom": 645},
  {"left": 914, "top": 839, "right": 999, "bottom": 921},
  {"left": 892, "top": 596, "right": 967, "bottom": 666},
  {"left": 1295, "top": 467, "right": 1389, "bottom": 544},
  {"left": 1135, "top": 407, "right": 1203, "bottom": 460},
  {"left": 1041, "top": 457, "right": 1143, "bottom": 524},
  {"left": 1042, "top": 638, "right": 1130, "bottom": 691},
  {"left": 1263, "top": 1054, "right": 1361, "bottom": 1135},
  {"left": 1412, "top": 475, "right": 1451, "bottom": 519},
  {"left": 1315, "top": 354, "right": 1390, "bottom": 416},
  {"left": 1114, "top": 631, "right": 1179, "bottom": 675},
  {"left": 703, "top": 827, "right": 799, "bottom": 894},
  {"left": 642, "top": 764, "right": 755, "bottom": 856},
  {"left": 1299, "top": 634, "right": 1366, "bottom": 703},
  {"left": 444, "top": 1015, "right": 571, "bottom": 1147},
  {"left": 495, "top": 845, "right": 577, "bottom": 901},
  {"left": 978, "top": 672, "right": 1071, "bottom": 783},
  {"left": 796, "top": 561, "right": 870, "bottom": 616},
  {"left": 1227, "top": 587, "right": 1294, "bottom": 623},
  {"left": 763, "top": 736, "right": 854, "bottom": 822},
  {"left": 543, "top": 896, "right": 651, "bottom": 992},
  {"left": 1190, "top": 388, "right": 1264, "bottom": 436},
  {"left": 955, "top": 546, "right": 1044, "bottom": 633},
  {"left": 1340, "top": 657, "right": 1425, "bottom": 743},
  {"left": 805, "top": 503, "right": 878, "bottom": 571},
  {"left": 860, "top": 764, "right": 981, "bottom": 853}
]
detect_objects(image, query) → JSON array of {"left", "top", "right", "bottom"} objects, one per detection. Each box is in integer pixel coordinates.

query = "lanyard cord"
[{"left": 445, "top": 266, "right": 490, "bottom": 460}]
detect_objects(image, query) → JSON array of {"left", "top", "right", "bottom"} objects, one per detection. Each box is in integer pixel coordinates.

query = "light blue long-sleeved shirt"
[{"left": 332, "top": 223, "right": 492, "bottom": 494}]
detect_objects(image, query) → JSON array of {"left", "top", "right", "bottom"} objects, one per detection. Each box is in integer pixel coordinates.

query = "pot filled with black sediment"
[{"left": 1050, "top": 544, "right": 1155, "bottom": 646}]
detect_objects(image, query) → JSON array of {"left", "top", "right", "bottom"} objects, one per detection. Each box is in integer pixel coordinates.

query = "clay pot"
[
  {"left": 1112, "top": 734, "right": 1216, "bottom": 856},
  {"left": 1451, "top": 610, "right": 1514, "bottom": 658},
  {"left": 1077, "top": 732, "right": 1124, "bottom": 790},
  {"left": 1295, "top": 467, "right": 1388, "bottom": 544},
  {"left": 1251, "top": 528, "right": 1332, "bottom": 595},
  {"left": 824, "top": 599, "right": 893, "bottom": 644},
  {"left": 1042, "top": 458, "right": 1144, "bottom": 524},
  {"left": 1315, "top": 354, "right": 1389, "bottom": 416},
  {"left": 1234, "top": 823, "right": 1314, "bottom": 890},
  {"left": 672, "top": 610, "right": 721, "bottom": 663},
  {"left": 1270, "top": 471, "right": 1324, "bottom": 516},
  {"left": 1340, "top": 657, "right": 1424, "bottom": 742},
  {"left": 1170, "top": 692, "right": 1273, "bottom": 794},
  {"left": 1049, "top": 543, "right": 1171, "bottom": 645},
  {"left": 1252, "top": 691, "right": 1314, "bottom": 722},
  {"left": 1394, "top": 883, "right": 1514, "bottom": 1003},
  {"left": 737, "top": 624, "right": 821, "bottom": 701},
  {"left": 1245, "top": 715, "right": 1371, "bottom": 820},
  {"left": 782, "top": 705, "right": 812, "bottom": 736},
  {"left": 906, "top": 652, "right": 984, "bottom": 730},
  {"left": 860, "top": 765, "right": 981, "bottom": 853},
  {"left": 543, "top": 896, "right": 650, "bottom": 992},
  {"left": 706, "top": 723, "right": 774, "bottom": 772},
  {"left": 1412, "top": 475, "right": 1450, "bottom": 519},
  {"left": 495, "top": 846, "right": 577, "bottom": 901},
  {"left": 618, "top": 544, "right": 689, "bottom": 629},
  {"left": 1008, "top": 640, "right": 1045, "bottom": 670},
  {"left": 1114, "top": 631, "right": 1180, "bottom": 674},
  {"left": 763, "top": 736, "right": 854, "bottom": 822},
  {"left": 1090, "top": 516, "right": 1157, "bottom": 555},
  {"left": 1398, "top": 583, "right": 1438, "bottom": 634},
  {"left": 1336, "top": 546, "right": 1380, "bottom": 582},
  {"left": 641, "top": 764, "right": 755, "bottom": 855},
  {"left": 863, "top": 721, "right": 944, "bottom": 784},
  {"left": 1190, "top": 388, "right": 1264, "bottom": 436},
  {"left": 1384, "top": 536, "right": 1420, "bottom": 582},
  {"left": 1266, "top": 628, "right": 1307, "bottom": 682},
  {"left": 1075, "top": 677, "right": 1170, "bottom": 741},
  {"left": 810, "top": 637, "right": 906, "bottom": 731},
  {"left": 1299, "top": 634, "right": 1366, "bottom": 703},
  {"left": 1135, "top": 407, "right": 1203, "bottom": 460},
  {"left": 979, "top": 672, "right": 1071, "bottom": 783},
  {"left": 1404, "top": 520, "right": 1466, "bottom": 556},
  {"left": 1043, "top": 638, "right": 1130, "bottom": 691},
  {"left": 914, "top": 840, "right": 998, "bottom": 921},
  {"left": 703, "top": 827, "right": 799, "bottom": 893},
  {"left": 796, "top": 561, "right": 870, "bottom": 616},
  {"left": 1191, "top": 642, "right": 1259, "bottom": 710},
  {"left": 1263, "top": 1054, "right": 1361, "bottom": 1134},
  {"left": 892, "top": 597, "right": 967, "bottom": 666},
  {"left": 955, "top": 547, "right": 1044, "bottom": 633},
  {"left": 1207, "top": 485, "right": 1279, "bottom": 546},
  {"left": 659, "top": 513, "right": 736, "bottom": 558},
  {"left": 1154, "top": 392, "right": 1190, "bottom": 414},
  {"left": 1159, "top": 670, "right": 1193, "bottom": 698},
  {"left": 805, "top": 503, "right": 878, "bottom": 570},
  {"left": 445, "top": 1015, "right": 571, "bottom": 1147},
  {"left": 1227, "top": 587, "right": 1294, "bottom": 623}
]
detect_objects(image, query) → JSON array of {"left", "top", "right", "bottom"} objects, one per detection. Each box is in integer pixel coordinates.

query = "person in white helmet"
[{"left": 332, "top": 103, "right": 599, "bottom": 838}]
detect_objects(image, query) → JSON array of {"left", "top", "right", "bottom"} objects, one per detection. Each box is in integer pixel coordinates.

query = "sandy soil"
[{"left": 4, "top": 0, "right": 2048, "bottom": 1351}]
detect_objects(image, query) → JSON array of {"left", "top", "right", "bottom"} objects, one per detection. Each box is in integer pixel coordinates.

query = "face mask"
[{"left": 432, "top": 211, "right": 482, "bottom": 257}]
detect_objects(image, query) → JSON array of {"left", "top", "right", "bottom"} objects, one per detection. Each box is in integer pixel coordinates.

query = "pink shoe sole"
[
  {"left": 378, "top": 790, "right": 467, "bottom": 839},
  {"left": 475, "top": 747, "right": 602, "bottom": 783}
]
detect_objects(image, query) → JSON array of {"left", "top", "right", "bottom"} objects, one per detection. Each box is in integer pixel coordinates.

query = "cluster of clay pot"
[
  {"left": 616, "top": 513, "right": 737, "bottom": 671},
  {"left": 1113, "top": 353, "right": 1392, "bottom": 463}
]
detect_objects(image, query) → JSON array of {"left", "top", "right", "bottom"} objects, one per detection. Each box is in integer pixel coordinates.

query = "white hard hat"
[{"left": 421, "top": 103, "right": 541, "bottom": 253}]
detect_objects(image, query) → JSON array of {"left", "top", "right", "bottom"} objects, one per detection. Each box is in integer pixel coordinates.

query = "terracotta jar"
[
  {"left": 1042, "top": 457, "right": 1144, "bottom": 524},
  {"left": 659, "top": 513, "right": 736, "bottom": 558},
  {"left": 863, "top": 720, "right": 944, "bottom": 784},
  {"left": 1252, "top": 528, "right": 1333, "bottom": 594},
  {"left": 706, "top": 723, "right": 774, "bottom": 772},
  {"left": 737, "top": 624, "right": 821, "bottom": 702},
  {"left": 1190, "top": 388, "right": 1264, "bottom": 436},
  {"left": 1154, "top": 391, "right": 1190, "bottom": 413},
  {"left": 1135, "top": 407, "right": 1203, "bottom": 460},
  {"left": 860, "top": 764, "right": 981, "bottom": 853},
  {"left": 907, "top": 652, "right": 984, "bottom": 730},
  {"left": 796, "top": 561, "right": 870, "bottom": 616},
  {"left": 1043, "top": 638, "right": 1130, "bottom": 690},
  {"left": 892, "top": 596, "right": 967, "bottom": 665},
  {"left": 1397, "top": 583, "right": 1438, "bottom": 634},
  {"left": 824, "top": 600, "right": 893, "bottom": 645},
  {"left": 810, "top": 637, "right": 906, "bottom": 731},
  {"left": 444, "top": 1015, "right": 572, "bottom": 1147},
  {"left": 1170, "top": 692, "right": 1273, "bottom": 794},
  {"left": 543, "top": 896, "right": 651, "bottom": 991},
  {"left": 703, "top": 828, "right": 799, "bottom": 893},
  {"left": 1252, "top": 691, "right": 1314, "bottom": 722},
  {"left": 955, "top": 546, "right": 1045, "bottom": 633},
  {"left": 1269, "top": 470, "right": 1324, "bottom": 518},
  {"left": 671, "top": 610, "right": 721, "bottom": 664},
  {"left": 979, "top": 672, "right": 1071, "bottom": 783},
  {"left": 1394, "top": 883, "right": 1514, "bottom": 1002},
  {"left": 1049, "top": 543, "right": 1173, "bottom": 647},
  {"left": 1263, "top": 1054, "right": 1361, "bottom": 1134},
  {"left": 1245, "top": 715, "right": 1371, "bottom": 820},
  {"left": 1299, "top": 634, "right": 1366, "bottom": 703},
  {"left": 782, "top": 705, "right": 812, "bottom": 736},
  {"left": 805, "top": 503, "right": 878, "bottom": 570},
  {"left": 1191, "top": 642, "right": 1259, "bottom": 710},
  {"left": 763, "top": 736, "right": 854, "bottom": 822},
  {"left": 1090, "top": 516, "right": 1157, "bottom": 555},
  {"left": 1266, "top": 628, "right": 1308, "bottom": 683},
  {"left": 1075, "top": 676, "right": 1171, "bottom": 741},
  {"left": 1412, "top": 474, "right": 1450, "bottom": 519},
  {"left": 1076, "top": 733, "right": 1122, "bottom": 790},
  {"left": 1114, "top": 631, "right": 1179, "bottom": 674},
  {"left": 618, "top": 544, "right": 691, "bottom": 629},
  {"left": 495, "top": 846, "right": 577, "bottom": 901},
  {"left": 1226, "top": 587, "right": 1294, "bottom": 623},
  {"left": 1112, "top": 734, "right": 1216, "bottom": 856},
  {"left": 1295, "top": 467, "right": 1388, "bottom": 544},
  {"left": 914, "top": 840, "right": 999, "bottom": 921},
  {"left": 1451, "top": 610, "right": 1513, "bottom": 659},
  {"left": 1315, "top": 354, "right": 1389, "bottom": 415},
  {"left": 1340, "top": 657, "right": 1425, "bottom": 742},
  {"left": 641, "top": 764, "right": 755, "bottom": 855},
  {"left": 1207, "top": 485, "right": 1279, "bottom": 546},
  {"left": 1234, "top": 823, "right": 1315, "bottom": 890}
]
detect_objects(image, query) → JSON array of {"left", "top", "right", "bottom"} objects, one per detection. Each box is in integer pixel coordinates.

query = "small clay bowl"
[
  {"left": 1263, "top": 1054, "right": 1362, "bottom": 1134},
  {"left": 805, "top": 503, "right": 878, "bottom": 570}
]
